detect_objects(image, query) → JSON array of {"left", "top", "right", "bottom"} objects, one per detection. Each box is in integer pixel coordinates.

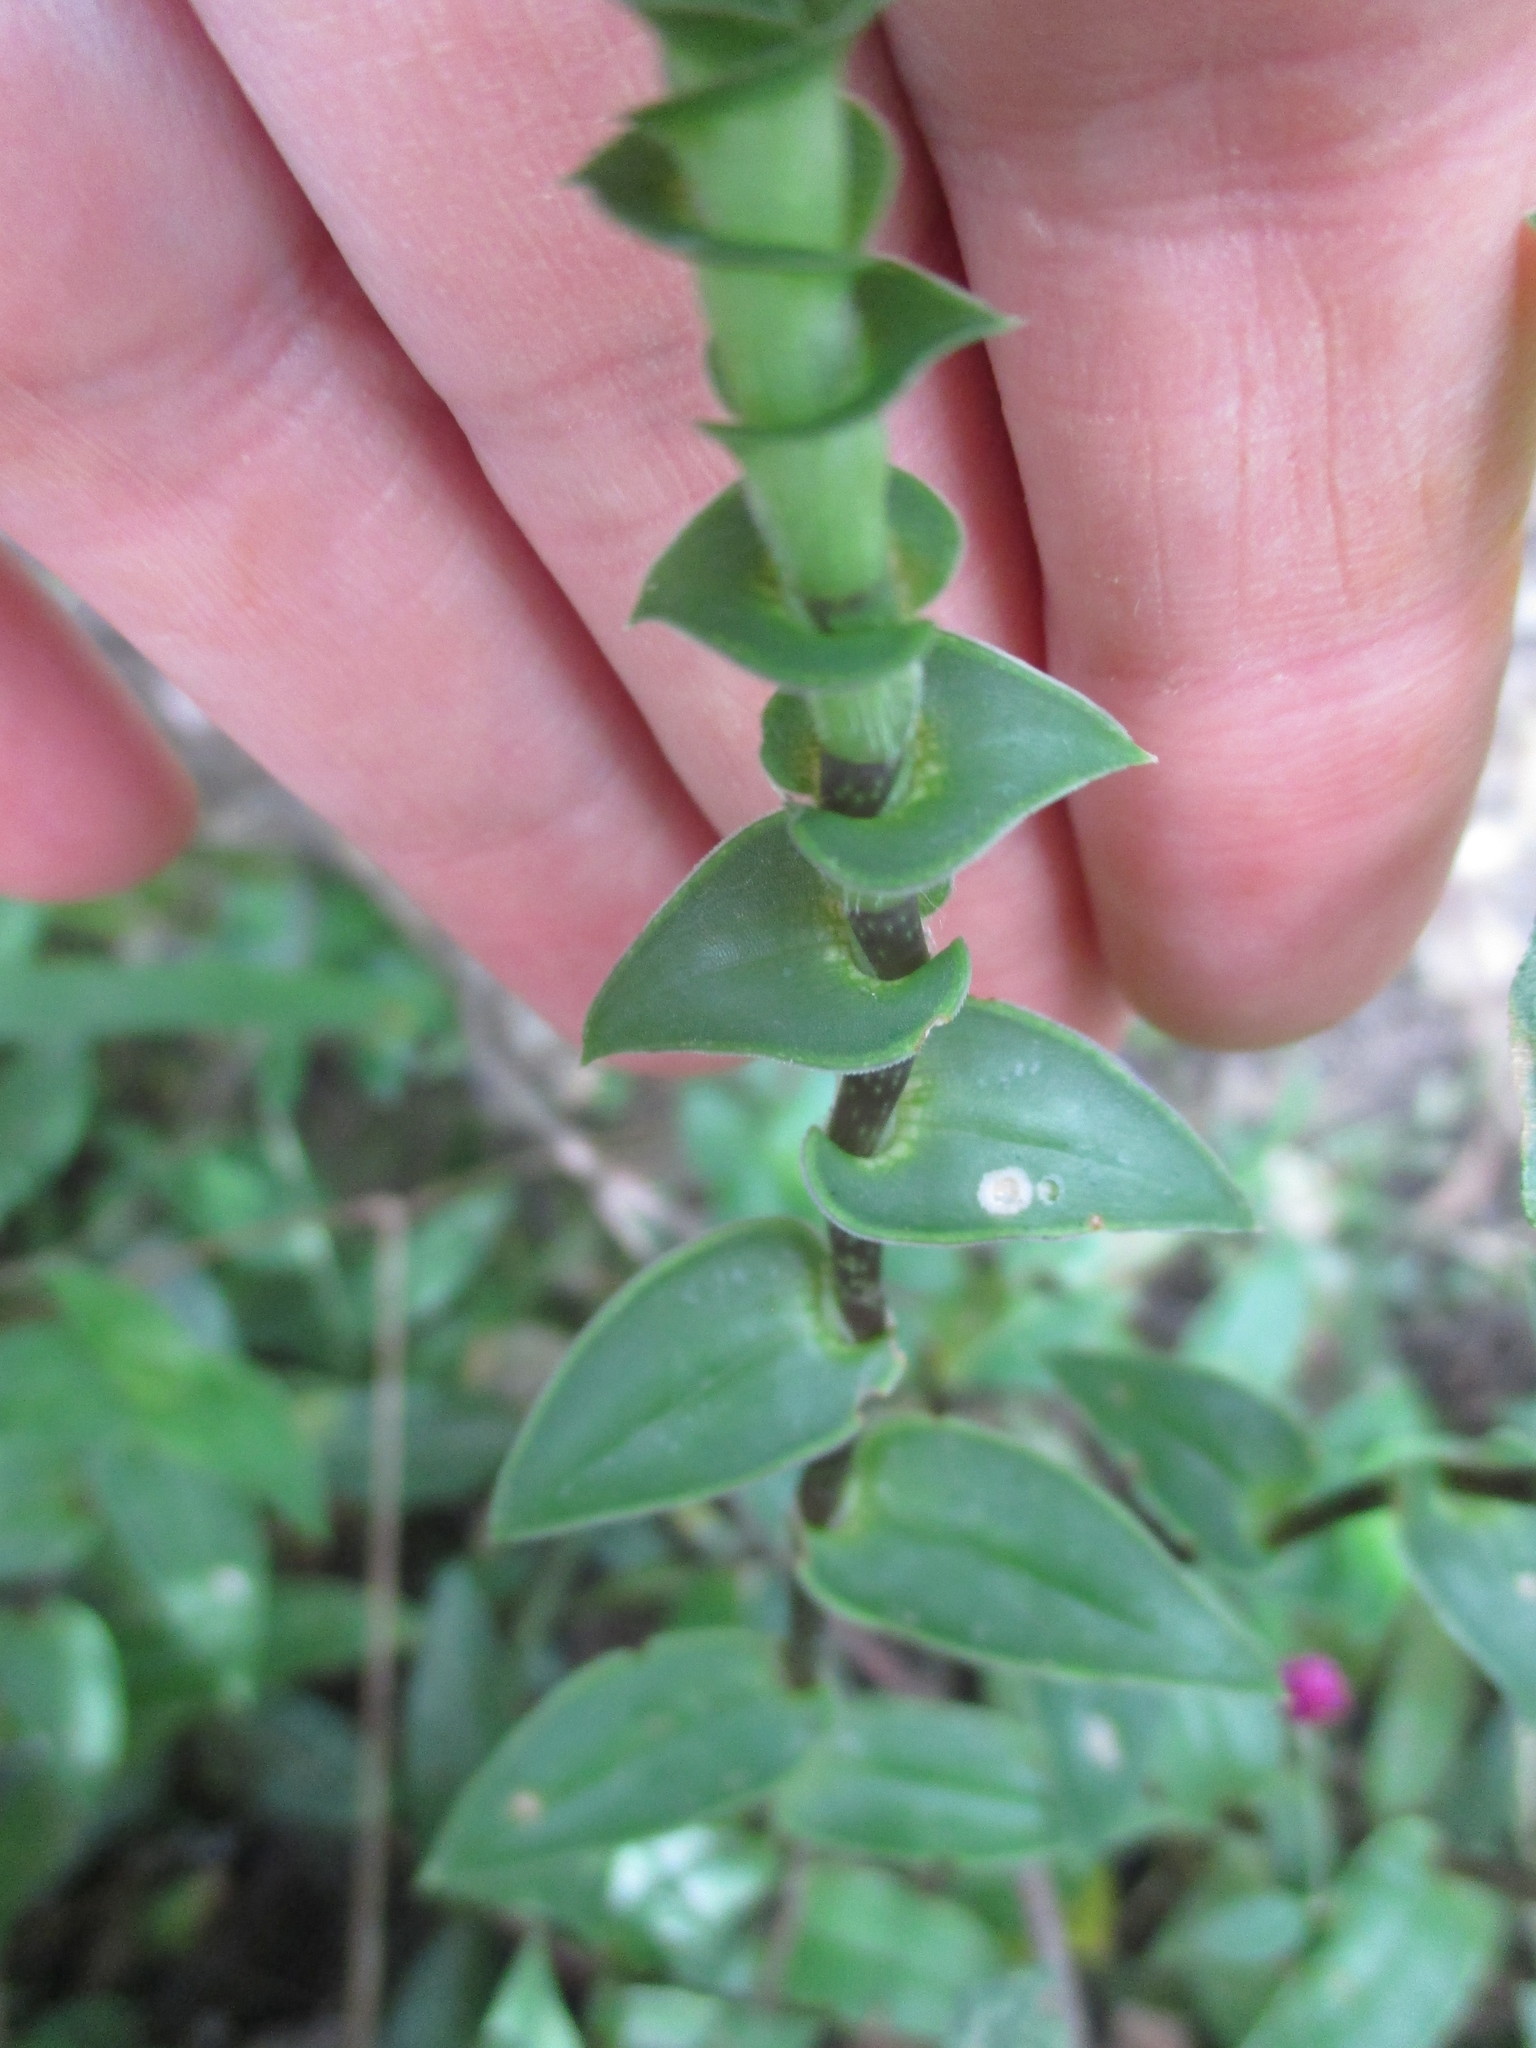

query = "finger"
[
  {"left": 0, "top": 546, "right": 196, "bottom": 896},
  {"left": 0, "top": 0, "right": 715, "bottom": 1043},
  {"left": 177, "top": 0, "right": 1121, "bottom": 1034},
  {"left": 889, "top": 0, "right": 1536, "bottom": 1047}
]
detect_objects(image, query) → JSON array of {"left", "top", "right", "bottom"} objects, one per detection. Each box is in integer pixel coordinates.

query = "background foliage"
[
  {"left": 9, "top": 4, "right": 1536, "bottom": 2042},
  {"left": 2, "top": 836, "right": 1536, "bottom": 2047}
]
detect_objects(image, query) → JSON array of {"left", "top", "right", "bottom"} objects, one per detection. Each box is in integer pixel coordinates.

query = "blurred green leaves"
[
  {"left": 1239, "top": 1820, "right": 1503, "bottom": 2048},
  {"left": 51, "top": 1266, "right": 326, "bottom": 1536},
  {"left": 773, "top": 1695, "right": 1058, "bottom": 1862}
]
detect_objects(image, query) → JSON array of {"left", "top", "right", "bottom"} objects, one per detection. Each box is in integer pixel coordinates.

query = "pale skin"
[{"left": 2, "top": 0, "right": 1535, "bottom": 1054}]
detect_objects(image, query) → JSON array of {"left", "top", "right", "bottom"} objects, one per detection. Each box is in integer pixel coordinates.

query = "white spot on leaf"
[
  {"left": 1079, "top": 1713, "right": 1123, "bottom": 1771},
  {"left": 1515, "top": 1571, "right": 1536, "bottom": 1603},
  {"left": 508, "top": 1788, "right": 545, "bottom": 1826},
  {"left": 978, "top": 1167, "right": 1033, "bottom": 1217}
]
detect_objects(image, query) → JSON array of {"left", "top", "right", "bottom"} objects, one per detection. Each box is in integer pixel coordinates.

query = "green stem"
[
  {"left": 666, "top": 39, "right": 934, "bottom": 1530},
  {"left": 669, "top": 59, "right": 892, "bottom": 606},
  {"left": 737, "top": 421, "right": 892, "bottom": 606},
  {"left": 809, "top": 661, "right": 921, "bottom": 765}
]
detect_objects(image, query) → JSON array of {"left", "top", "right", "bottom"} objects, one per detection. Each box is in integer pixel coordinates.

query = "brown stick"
[
  {"left": 340, "top": 1196, "right": 411, "bottom": 2048},
  {"left": 1017, "top": 1863, "right": 1092, "bottom": 2048}
]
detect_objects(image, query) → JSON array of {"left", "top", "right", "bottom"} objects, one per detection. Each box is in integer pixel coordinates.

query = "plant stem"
[
  {"left": 1017, "top": 1863, "right": 1093, "bottom": 2048},
  {"left": 1265, "top": 1460, "right": 1536, "bottom": 1549},
  {"left": 668, "top": 48, "right": 935, "bottom": 1514},
  {"left": 849, "top": 897, "right": 929, "bottom": 979},
  {"left": 818, "top": 893, "right": 929, "bottom": 1343},
  {"left": 1441, "top": 1462, "right": 1536, "bottom": 1504},
  {"left": 1265, "top": 1477, "right": 1393, "bottom": 1547},
  {"left": 819, "top": 751, "right": 902, "bottom": 816},
  {"left": 826, "top": 1223, "right": 889, "bottom": 1341},
  {"left": 785, "top": 1576, "right": 829, "bottom": 1688}
]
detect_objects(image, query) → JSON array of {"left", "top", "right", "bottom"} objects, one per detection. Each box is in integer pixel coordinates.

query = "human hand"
[{"left": 2, "top": 0, "right": 1533, "bottom": 1051}]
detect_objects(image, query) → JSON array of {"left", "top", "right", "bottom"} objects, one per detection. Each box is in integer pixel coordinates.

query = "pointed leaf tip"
[
  {"left": 789, "top": 632, "right": 1148, "bottom": 896},
  {"left": 583, "top": 813, "right": 969, "bottom": 1068},
  {"left": 712, "top": 260, "right": 1009, "bottom": 449}
]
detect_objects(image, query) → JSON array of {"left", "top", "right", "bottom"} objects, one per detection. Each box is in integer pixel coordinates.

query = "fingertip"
[{"left": 0, "top": 552, "right": 199, "bottom": 900}]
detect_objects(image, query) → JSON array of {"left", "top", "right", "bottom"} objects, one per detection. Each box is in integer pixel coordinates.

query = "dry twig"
[{"left": 340, "top": 1198, "right": 411, "bottom": 2048}]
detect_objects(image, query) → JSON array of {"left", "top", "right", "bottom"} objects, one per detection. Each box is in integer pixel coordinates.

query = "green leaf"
[
  {"left": 15, "top": 1996, "right": 146, "bottom": 2048},
  {"left": 627, "top": 0, "right": 887, "bottom": 35},
  {"left": 1363, "top": 1601, "right": 1477, "bottom": 1822},
  {"left": 1180, "top": 1239, "right": 1315, "bottom": 1396},
  {"left": 1400, "top": 1473, "right": 1536, "bottom": 1718},
  {"left": 1147, "top": 1683, "right": 1286, "bottom": 1826},
  {"left": 602, "top": 1823, "right": 777, "bottom": 1975},
  {"left": 1000, "top": 1674, "right": 1164, "bottom": 1852},
  {"left": 0, "top": 1600, "right": 123, "bottom": 1931},
  {"left": 0, "top": 1598, "right": 126, "bottom": 1796},
  {"left": 713, "top": 260, "right": 1008, "bottom": 445},
  {"left": 0, "top": 1436, "right": 97, "bottom": 1584},
  {"left": 423, "top": 1630, "right": 819, "bottom": 1905},
  {"left": 50, "top": 1267, "right": 327, "bottom": 1537},
  {"left": 580, "top": 96, "right": 893, "bottom": 271},
  {"left": 0, "top": 1046, "right": 93, "bottom": 1225},
  {"left": 1048, "top": 1350, "right": 1312, "bottom": 1566},
  {"left": 404, "top": 1562, "right": 503, "bottom": 1837},
  {"left": 602, "top": 1986, "right": 817, "bottom": 2048},
  {"left": 789, "top": 634, "right": 1147, "bottom": 895},
  {"left": 635, "top": 471, "right": 955, "bottom": 689},
  {"left": 953, "top": 1970, "right": 1075, "bottom": 2048},
  {"left": 480, "top": 1937, "right": 584, "bottom": 2048},
  {"left": 803, "top": 999, "right": 1252, "bottom": 1243},
  {"left": 383, "top": 1923, "right": 501, "bottom": 2048},
  {"left": 91, "top": 1442, "right": 268, "bottom": 1704},
  {"left": 801, "top": 1416, "right": 1271, "bottom": 1686},
  {"left": 0, "top": 1323, "right": 119, "bottom": 1450},
  {"left": 1512, "top": 915, "right": 1536, "bottom": 1224},
  {"left": 237, "top": 1691, "right": 360, "bottom": 1831},
  {"left": 1240, "top": 1819, "right": 1504, "bottom": 2048},
  {"left": 1157, "top": 1882, "right": 1310, "bottom": 2046},
  {"left": 323, "top": 1383, "right": 517, "bottom": 1511},
  {"left": 760, "top": 691, "right": 819, "bottom": 795},
  {"left": 624, "top": 0, "right": 800, "bottom": 26},
  {"left": 0, "top": 961, "right": 430, "bottom": 1043},
  {"left": 263, "top": 1575, "right": 404, "bottom": 1686},
  {"left": 773, "top": 1695, "right": 1057, "bottom": 1862},
  {"left": 584, "top": 814, "right": 968, "bottom": 1067},
  {"left": 779, "top": 1861, "right": 1001, "bottom": 2041},
  {"left": 408, "top": 1186, "right": 515, "bottom": 1322},
  {"left": 490, "top": 1219, "right": 900, "bottom": 1541}
]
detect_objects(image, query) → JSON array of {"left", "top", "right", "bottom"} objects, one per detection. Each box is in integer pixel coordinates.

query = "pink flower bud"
[{"left": 1282, "top": 1652, "right": 1353, "bottom": 1725}]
